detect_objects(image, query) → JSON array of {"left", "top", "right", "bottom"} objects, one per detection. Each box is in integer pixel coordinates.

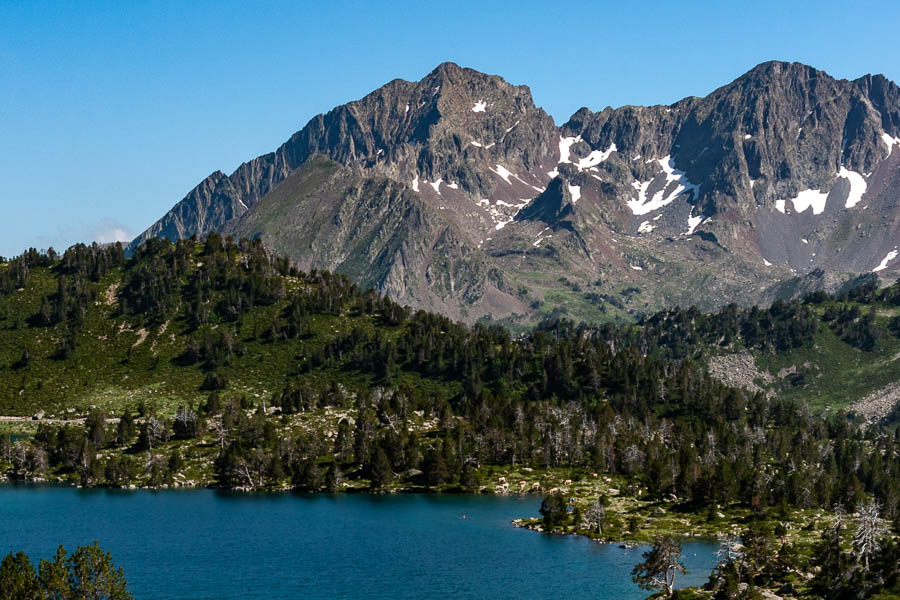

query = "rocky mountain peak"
[
  {"left": 516, "top": 176, "right": 577, "bottom": 226},
  {"left": 133, "top": 61, "right": 900, "bottom": 325}
]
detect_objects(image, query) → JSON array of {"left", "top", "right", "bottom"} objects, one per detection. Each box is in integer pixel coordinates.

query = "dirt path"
[{"left": 0, "top": 416, "right": 122, "bottom": 425}]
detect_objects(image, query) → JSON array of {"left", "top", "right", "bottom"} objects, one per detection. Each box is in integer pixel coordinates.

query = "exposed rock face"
[
  {"left": 132, "top": 61, "right": 900, "bottom": 323},
  {"left": 222, "top": 157, "right": 526, "bottom": 320},
  {"left": 849, "top": 380, "right": 900, "bottom": 422},
  {"left": 706, "top": 353, "right": 774, "bottom": 397}
]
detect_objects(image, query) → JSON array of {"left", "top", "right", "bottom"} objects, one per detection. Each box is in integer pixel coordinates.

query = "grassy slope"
[
  {"left": 715, "top": 301, "right": 900, "bottom": 413},
  {"left": 0, "top": 262, "right": 455, "bottom": 418},
  {"left": 4, "top": 256, "right": 900, "bottom": 420}
]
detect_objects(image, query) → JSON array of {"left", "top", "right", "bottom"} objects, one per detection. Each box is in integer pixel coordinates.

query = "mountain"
[{"left": 131, "top": 61, "right": 900, "bottom": 324}]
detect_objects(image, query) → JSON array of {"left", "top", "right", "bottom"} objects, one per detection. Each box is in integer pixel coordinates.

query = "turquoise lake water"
[{"left": 0, "top": 485, "right": 720, "bottom": 599}]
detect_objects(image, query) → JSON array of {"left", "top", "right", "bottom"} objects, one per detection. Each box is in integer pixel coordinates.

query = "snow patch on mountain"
[
  {"left": 472, "top": 100, "right": 487, "bottom": 113},
  {"left": 882, "top": 132, "right": 900, "bottom": 153},
  {"left": 839, "top": 167, "right": 867, "bottom": 208},
  {"left": 568, "top": 184, "right": 581, "bottom": 203},
  {"left": 778, "top": 188, "right": 828, "bottom": 215},
  {"left": 533, "top": 227, "right": 552, "bottom": 247},
  {"left": 558, "top": 136, "right": 580, "bottom": 164},
  {"left": 626, "top": 156, "right": 699, "bottom": 216},
  {"left": 686, "top": 213, "right": 706, "bottom": 235},
  {"left": 491, "top": 165, "right": 514, "bottom": 185},
  {"left": 874, "top": 248, "right": 899, "bottom": 272},
  {"left": 575, "top": 144, "right": 617, "bottom": 170},
  {"left": 555, "top": 136, "right": 617, "bottom": 172},
  {"left": 480, "top": 196, "right": 530, "bottom": 231}
]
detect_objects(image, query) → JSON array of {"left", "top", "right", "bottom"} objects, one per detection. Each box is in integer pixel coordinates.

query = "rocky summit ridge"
[{"left": 131, "top": 61, "right": 900, "bottom": 324}]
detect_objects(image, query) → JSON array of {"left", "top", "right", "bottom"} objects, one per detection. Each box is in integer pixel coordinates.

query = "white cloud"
[
  {"left": 88, "top": 218, "right": 133, "bottom": 246},
  {"left": 95, "top": 227, "right": 132, "bottom": 244},
  {"left": 6, "top": 218, "right": 133, "bottom": 257}
]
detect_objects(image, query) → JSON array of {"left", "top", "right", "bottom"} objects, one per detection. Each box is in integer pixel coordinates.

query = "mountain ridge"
[{"left": 131, "top": 60, "right": 900, "bottom": 325}]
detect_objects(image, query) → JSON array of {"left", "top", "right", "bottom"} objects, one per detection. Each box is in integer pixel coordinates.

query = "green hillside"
[
  {"left": 632, "top": 282, "right": 900, "bottom": 415},
  {"left": 0, "top": 236, "right": 448, "bottom": 418},
  {"left": 1, "top": 237, "right": 899, "bottom": 598},
  {"left": 3, "top": 238, "right": 899, "bottom": 421}
]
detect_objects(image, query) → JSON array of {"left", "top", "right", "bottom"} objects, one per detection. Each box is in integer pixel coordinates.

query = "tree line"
[{"left": 1, "top": 238, "right": 898, "bottom": 528}]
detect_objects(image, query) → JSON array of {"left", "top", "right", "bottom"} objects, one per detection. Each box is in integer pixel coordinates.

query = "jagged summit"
[{"left": 131, "top": 61, "right": 900, "bottom": 325}]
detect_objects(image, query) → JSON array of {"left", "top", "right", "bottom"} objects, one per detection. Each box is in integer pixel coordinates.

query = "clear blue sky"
[{"left": 1, "top": 0, "right": 898, "bottom": 257}]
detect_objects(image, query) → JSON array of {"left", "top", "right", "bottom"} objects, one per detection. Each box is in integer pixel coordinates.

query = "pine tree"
[
  {"left": 631, "top": 535, "right": 686, "bottom": 598},
  {"left": 370, "top": 447, "right": 393, "bottom": 489},
  {"left": 0, "top": 551, "right": 39, "bottom": 599},
  {"left": 37, "top": 546, "right": 70, "bottom": 599},
  {"left": 66, "top": 542, "right": 132, "bottom": 600},
  {"left": 422, "top": 446, "right": 448, "bottom": 488},
  {"left": 539, "top": 492, "right": 568, "bottom": 529},
  {"left": 459, "top": 462, "right": 480, "bottom": 491}
]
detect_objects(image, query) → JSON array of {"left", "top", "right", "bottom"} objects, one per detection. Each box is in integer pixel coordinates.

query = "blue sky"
[{"left": 1, "top": 0, "right": 898, "bottom": 257}]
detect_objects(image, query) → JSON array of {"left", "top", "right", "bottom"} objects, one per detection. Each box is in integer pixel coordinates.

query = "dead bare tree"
[{"left": 853, "top": 500, "right": 886, "bottom": 570}]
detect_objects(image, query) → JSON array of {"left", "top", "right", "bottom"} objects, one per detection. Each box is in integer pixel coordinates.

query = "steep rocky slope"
[{"left": 132, "top": 61, "right": 900, "bottom": 324}]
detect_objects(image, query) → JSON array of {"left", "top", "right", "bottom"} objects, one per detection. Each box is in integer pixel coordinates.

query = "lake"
[{"left": 0, "top": 485, "right": 720, "bottom": 599}]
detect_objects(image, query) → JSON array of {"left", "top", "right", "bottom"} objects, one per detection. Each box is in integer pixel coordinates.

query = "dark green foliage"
[
  {"left": 539, "top": 492, "right": 568, "bottom": 528},
  {"left": 459, "top": 461, "right": 480, "bottom": 491},
  {"left": 369, "top": 446, "right": 393, "bottom": 489},
  {"left": 632, "top": 535, "right": 686, "bottom": 597},
  {"left": 637, "top": 299, "right": 819, "bottom": 358},
  {"left": 324, "top": 462, "right": 342, "bottom": 492},
  {"left": 333, "top": 420, "right": 353, "bottom": 462},
  {"left": 292, "top": 460, "right": 320, "bottom": 492},
  {"left": 423, "top": 445, "right": 449, "bottom": 488},
  {"left": 823, "top": 304, "right": 882, "bottom": 350},
  {"left": 738, "top": 521, "right": 777, "bottom": 585},
  {"left": 136, "top": 417, "right": 169, "bottom": 451},
  {"left": 115, "top": 411, "right": 136, "bottom": 445},
  {"left": 0, "top": 551, "right": 39, "bottom": 599},
  {"left": 0, "top": 248, "right": 53, "bottom": 296},
  {"left": 173, "top": 406, "right": 202, "bottom": 439},
  {"left": 0, "top": 543, "right": 132, "bottom": 600},
  {"left": 809, "top": 524, "right": 900, "bottom": 599},
  {"left": 200, "top": 372, "right": 228, "bottom": 391}
]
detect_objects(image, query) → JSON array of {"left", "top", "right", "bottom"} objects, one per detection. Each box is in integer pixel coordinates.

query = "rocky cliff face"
[{"left": 132, "top": 61, "right": 900, "bottom": 324}]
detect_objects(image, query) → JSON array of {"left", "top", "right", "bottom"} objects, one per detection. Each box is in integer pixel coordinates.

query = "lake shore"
[{"left": 0, "top": 486, "right": 724, "bottom": 600}]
